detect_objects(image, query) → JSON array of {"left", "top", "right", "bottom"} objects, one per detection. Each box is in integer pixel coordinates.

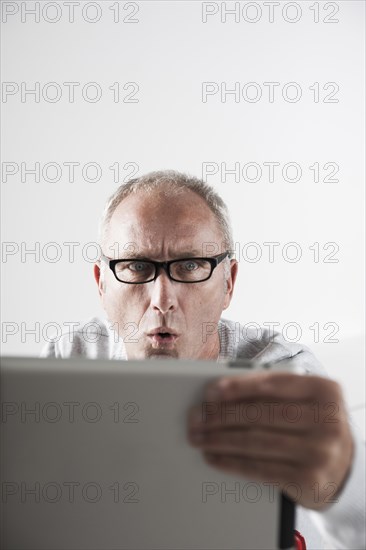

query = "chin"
[{"left": 145, "top": 348, "right": 179, "bottom": 359}]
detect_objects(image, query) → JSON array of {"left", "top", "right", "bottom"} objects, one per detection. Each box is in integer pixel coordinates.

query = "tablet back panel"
[{"left": 1, "top": 357, "right": 294, "bottom": 550}]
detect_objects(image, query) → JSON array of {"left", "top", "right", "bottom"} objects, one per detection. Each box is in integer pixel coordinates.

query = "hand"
[{"left": 187, "top": 371, "right": 354, "bottom": 510}]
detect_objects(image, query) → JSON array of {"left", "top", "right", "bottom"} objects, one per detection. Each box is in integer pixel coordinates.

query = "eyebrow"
[{"left": 118, "top": 251, "right": 209, "bottom": 260}]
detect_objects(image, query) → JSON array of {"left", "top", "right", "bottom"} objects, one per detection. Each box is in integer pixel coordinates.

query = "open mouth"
[{"left": 147, "top": 329, "right": 178, "bottom": 347}]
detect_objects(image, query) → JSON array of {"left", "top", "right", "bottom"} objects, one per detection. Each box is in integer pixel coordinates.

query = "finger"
[
  {"left": 189, "top": 427, "right": 335, "bottom": 468},
  {"left": 204, "top": 372, "right": 342, "bottom": 403},
  {"left": 188, "top": 399, "right": 342, "bottom": 432},
  {"left": 202, "top": 453, "right": 339, "bottom": 509},
  {"left": 202, "top": 452, "right": 312, "bottom": 500}
]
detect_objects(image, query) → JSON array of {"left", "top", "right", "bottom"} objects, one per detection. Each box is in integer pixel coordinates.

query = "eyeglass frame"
[{"left": 99, "top": 251, "right": 233, "bottom": 284}]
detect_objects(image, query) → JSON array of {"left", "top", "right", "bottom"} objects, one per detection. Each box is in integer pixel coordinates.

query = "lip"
[
  {"left": 148, "top": 327, "right": 178, "bottom": 336},
  {"left": 147, "top": 328, "right": 179, "bottom": 348}
]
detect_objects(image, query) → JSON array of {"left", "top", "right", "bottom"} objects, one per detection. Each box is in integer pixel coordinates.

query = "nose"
[{"left": 149, "top": 268, "right": 178, "bottom": 314}]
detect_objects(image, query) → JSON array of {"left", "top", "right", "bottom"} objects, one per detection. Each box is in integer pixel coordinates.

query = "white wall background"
[{"left": 1, "top": 1, "right": 365, "bottom": 433}]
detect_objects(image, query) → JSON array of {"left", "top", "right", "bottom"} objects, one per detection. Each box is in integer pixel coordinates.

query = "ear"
[
  {"left": 223, "top": 259, "right": 238, "bottom": 310},
  {"left": 94, "top": 263, "right": 104, "bottom": 296}
]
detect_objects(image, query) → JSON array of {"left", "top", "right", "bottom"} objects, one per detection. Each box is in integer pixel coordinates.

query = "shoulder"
[
  {"left": 40, "top": 317, "right": 126, "bottom": 360},
  {"left": 218, "top": 318, "right": 327, "bottom": 376}
]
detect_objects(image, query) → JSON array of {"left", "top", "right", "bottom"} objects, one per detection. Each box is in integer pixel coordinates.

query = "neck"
[{"left": 201, "top": 333, "right": 221, "bottom": 361}]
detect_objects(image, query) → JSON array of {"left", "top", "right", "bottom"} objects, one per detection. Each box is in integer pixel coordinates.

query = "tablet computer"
[{"left": 1, "top": 356, "right": 296, "bottom": 549}]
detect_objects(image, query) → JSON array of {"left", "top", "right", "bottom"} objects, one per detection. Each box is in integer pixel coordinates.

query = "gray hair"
[{"left": 99, "top": 170, "right": 234, "bottom": 252}]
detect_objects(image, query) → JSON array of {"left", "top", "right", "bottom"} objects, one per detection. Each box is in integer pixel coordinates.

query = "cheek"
[
  {"left": 102, "top": 280, "right": 149, "bottom": 323},
  {"left": 182, "top": 282, "right": 226, "bottom": 318}
]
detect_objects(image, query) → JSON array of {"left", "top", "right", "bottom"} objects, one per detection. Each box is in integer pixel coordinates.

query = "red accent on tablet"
[{"left": 294, "top": 529, "right": 307, "bottom": 550}]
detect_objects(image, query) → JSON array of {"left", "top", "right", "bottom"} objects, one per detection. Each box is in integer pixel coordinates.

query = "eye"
[
  {"left": 129, "top": 261, "right": 150, "bottom": 272},
  {"left": 182, "top": 260, "right": 199, "bottom": 271},
  {"left": 170, "top": 259, "right": 211, "bottom": 282}
]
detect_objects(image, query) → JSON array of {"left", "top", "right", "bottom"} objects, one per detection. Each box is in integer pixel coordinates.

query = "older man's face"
[{"left": 94, "top": 189, "right": 237, "bottom": 360}]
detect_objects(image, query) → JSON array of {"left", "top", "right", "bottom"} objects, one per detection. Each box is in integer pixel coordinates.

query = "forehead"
[{"left": 105, "top": 189, "right": 224, "bottom": 258}]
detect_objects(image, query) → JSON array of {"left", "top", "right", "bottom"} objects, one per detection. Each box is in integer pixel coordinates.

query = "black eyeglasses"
[{"left": 100, "top": 251, "right": 232, "bottom": 284}]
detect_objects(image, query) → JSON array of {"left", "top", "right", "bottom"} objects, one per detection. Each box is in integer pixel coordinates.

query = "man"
[{"left": 42, "top": 170, "right": 365, "bottom": 549}]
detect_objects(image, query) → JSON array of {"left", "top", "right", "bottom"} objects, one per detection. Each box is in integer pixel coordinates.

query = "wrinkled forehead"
[{"left": 104, "top": 190, "right": 225, "bottom": 259}]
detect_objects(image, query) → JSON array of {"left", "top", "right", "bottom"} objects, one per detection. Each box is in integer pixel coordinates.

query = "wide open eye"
[
  {"left": 171, "top": 259, "right": 211, "bottom": 281},
  {"left": 129, "top": 261, "right": 151, "bottom": 272},
  {"left": 181, "top": 260, "right": 199, "bottom": 271},
  {"left": 115, "top": 261, "right": 155, "bottom": 282}
]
